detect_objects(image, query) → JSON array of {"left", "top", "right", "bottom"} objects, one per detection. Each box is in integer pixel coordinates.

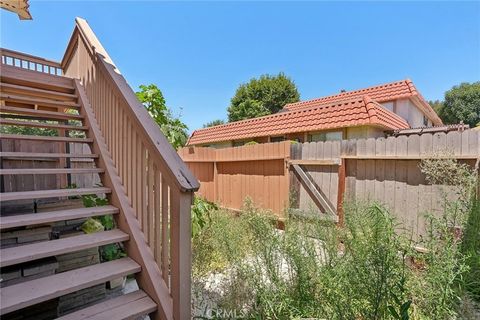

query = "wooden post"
[
  {"left": 337, "top": 158, "right": 346, "bottom": 226},
  {"left": 213, "top": 160, "right": 218, "bottom": 203},
  {"left": 170, "top": 190, "right": 193, "bottom": 320}
]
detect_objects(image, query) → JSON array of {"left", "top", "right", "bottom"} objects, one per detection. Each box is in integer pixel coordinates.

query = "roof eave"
[{"left": 410, "top": 95, "right": 443, "bottom": 126}]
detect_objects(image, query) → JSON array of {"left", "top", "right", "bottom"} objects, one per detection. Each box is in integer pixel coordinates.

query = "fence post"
[
  {"left": 337, "top": 158, "right": 346, "bottom": 226},
  {"left": 213, "top": 160, "right": 218, "bottom": 203}
]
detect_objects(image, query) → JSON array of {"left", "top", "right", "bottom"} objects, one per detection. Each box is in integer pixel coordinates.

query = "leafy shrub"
[
  {"left": 192, "top": 196, "right": 217, "bottom": 238},
  {"left": 462, "top": 199, "right": 480, "bottom": 302},
  {"left": 192, "top": 208, "right": 251, "bottom": 277},
  {"left": 82, "top": 194, "right": 109, "bottom": 208},
  {"left": 81, "top": 193, "right": 123, "bottom": 261}
]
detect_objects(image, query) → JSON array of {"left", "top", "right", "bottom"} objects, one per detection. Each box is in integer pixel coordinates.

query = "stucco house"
[{"left": 187, "top": 79, "right": 443, "bottom": 148}]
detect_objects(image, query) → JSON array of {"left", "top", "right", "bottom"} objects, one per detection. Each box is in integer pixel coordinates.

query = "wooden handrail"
[
  {"left": 62, "top": 18, "right": 199, "bottom": 192},
  {"left": 0, "top": 48, "right": 63, "bottom": 75},
  {"left": 62, "top": 17, "right": 197, "bottom": 320}
]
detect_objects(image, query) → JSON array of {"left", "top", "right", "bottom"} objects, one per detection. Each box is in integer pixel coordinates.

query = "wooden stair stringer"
[{"left": 75, "top": 79, "right": 171, "bottom": 320}]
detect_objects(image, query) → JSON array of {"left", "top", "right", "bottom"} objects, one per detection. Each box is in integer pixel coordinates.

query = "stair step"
[
  {"left": 1, "top": 229, "right": 129, "bottom": 267},
  {"left": 56, "top": 290, "right": 156, "bottom": 320},
  {"left": 1, "top": 64, "right": 75, "bottom": 93},
  {"left": 0, "top": 168, "right": 104, "bottom": 175},
  {"left": 0, "top": 118, "right": 88, "bottom": 131},
  {"left": 0, "top": 82, "right": 78, "bottom": 102},
  {"left": 0, "top": 257, "right": 141, "bottom": 315},
  {"left": 0, "top": 205, "right": 119, "bottom": 230},
  {"left": 1, "top": 187, "right": 111, "bottom": 202},
  {"left": 0, "top": 105, "right": 83, "bottom": 120},
  {"left": 0, "top": 134, "right": 92, "bottom": 143},
  {"left": 0, "top": 93, "right": 81, "bottom": 109},
  {"left": 0, "top": 152, "right": 98, "bottom": 159}
]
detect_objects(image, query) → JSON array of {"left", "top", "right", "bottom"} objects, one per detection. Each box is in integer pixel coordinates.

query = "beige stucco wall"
[
  {"left": 346, "top": 126, "right": 385, "bottom": 140},
  {"left": 381, "top": 98, "right": 432, "bottom": 128}
]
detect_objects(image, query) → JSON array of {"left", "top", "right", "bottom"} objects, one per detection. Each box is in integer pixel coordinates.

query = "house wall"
[
  {"left": 202, "top": 141, "right": 232, "bottom": 148},
  {"left": 346, "top": 126, "right": 385, "bottom": 140},
  {"left": 381, "top": 98, "right": 432, "bottom": 128}
]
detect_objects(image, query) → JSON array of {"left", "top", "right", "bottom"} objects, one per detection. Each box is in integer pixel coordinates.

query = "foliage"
[
  {"left": 244, "top": 141, "right": 258, "bottom": 146},
  {"left": 203, "top": 119, "right": 225, "bottom": 128},
  {"left": 420, "top": 156, "right": 477, "bottom": 225},
  {"left": 136, "top": 84, "right": 189, "bottom": 149},
  {"left": 428, "top": 99, "right": 444, "bottom": 117},
  {"left": 100, "top": 243, "right": 126, "bottom": 262},
  {"left": 81, "top": 193, "right": 121, "bottom": 260},
  {"left": 462, "top": 199, "right": 480, "bottom": 302},
  {"left": 0, "top": 118, "right": 85, "bottom": 138},
  {"left": 192, "top": 208, "right": 251, "bottom": 277},
  {"left": 432, "top": 82, "right": 480, "bottom": 127},
  {"left": 82, "top": 194, "right": 109, "bottom": 208},
  {"left": 80, "top": 218, "right": 104, "bottom": 233},
  {"left": 227, "top": 73, "right": 300, "bottom": 122},
  {"left": 191, "top": 197, "right": 217, "bottom": 238},
  {"left": 420, "top": 156, "right": 480, "bottom": 305},
  {"left": 192, "top": 157, "right": 480, "bottom": 319},
  {"left": 0, "top": 124, "right": 58, "bottom": 136}
]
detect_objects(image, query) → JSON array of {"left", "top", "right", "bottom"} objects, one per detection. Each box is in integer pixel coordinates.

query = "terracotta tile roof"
[
  {"left": 284, "top": 79, "right": 442, "bottom": 125},
  {"left": 187, "top": 96, "right": 409, "bottom": 145}
]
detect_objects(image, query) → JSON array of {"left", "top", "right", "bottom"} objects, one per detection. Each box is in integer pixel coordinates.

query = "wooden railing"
[
  {"left": 0, "top": 48, "right": 63, "bottom": 75},
  {"left": 62, "top": 18, "right": 199, "bottom": 320}
]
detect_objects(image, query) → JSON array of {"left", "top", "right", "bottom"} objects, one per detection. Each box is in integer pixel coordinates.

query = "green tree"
[
  {"left": 428, "top": 99, "right": 444, "bottom": 116},
  {"left": 203, "top": 119, "right": 225, "bottom": 128},
  {"left": 227, "top": 73, "right": 300, "bottom": 122},
  {"left": 136, "top": 84, "right": 188, "bottom": 149},
  {"left": 437, "top": 82, "right": 480, "bottom": 127}
]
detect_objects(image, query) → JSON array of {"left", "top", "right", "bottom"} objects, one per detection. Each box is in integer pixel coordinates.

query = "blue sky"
[{"left": 1, "top": 1, "right": 479, "bottom": 132}]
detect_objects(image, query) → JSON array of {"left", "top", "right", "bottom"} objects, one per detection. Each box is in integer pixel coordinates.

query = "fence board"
[{"left": 179, "top": 141, "right": 290, "bottom": 217}]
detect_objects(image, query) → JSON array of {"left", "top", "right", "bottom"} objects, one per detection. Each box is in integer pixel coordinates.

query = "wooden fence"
[
  {"left": 180, "top": 130, "right": 479, "bottom": 237},
  {"left": 178, "top": 141, "right": 291, "bottom": 217},
  {"left": 292, "top": 130, "right": 479, "bottom": 238}
]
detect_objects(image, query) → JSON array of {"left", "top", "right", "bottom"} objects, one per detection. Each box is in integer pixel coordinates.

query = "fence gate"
[{"left": 289, "top": 141, "right": 344, "bottom": 223}]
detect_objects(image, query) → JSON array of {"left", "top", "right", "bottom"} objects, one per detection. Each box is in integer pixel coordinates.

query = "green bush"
[
  {"left": 191, "top": 196, "right": 217, "bottom": 238},
  {"left": 80, "top": 193, "right": 124, "bottom": 261}
]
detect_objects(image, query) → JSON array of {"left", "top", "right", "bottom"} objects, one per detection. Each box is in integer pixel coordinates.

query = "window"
[
  {"left": 308, "top": 131, "right": 342, "bottom": 142},
  {"left": 270, "top": 136, "right": 285, "bottom": 142},
  {"left": 423, "top": 115, "right": 429, "bottom": 127}
]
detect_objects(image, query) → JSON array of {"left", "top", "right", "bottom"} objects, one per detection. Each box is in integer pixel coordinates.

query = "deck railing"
[
  {"left": 0, "top": 48, "right": 63, "bottom": 75},
  {"left": 61, "top": 18, "right": 199, "bottom": 320}
]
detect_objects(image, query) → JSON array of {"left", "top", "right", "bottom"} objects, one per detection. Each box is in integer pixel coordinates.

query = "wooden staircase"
[
  {"left": 0, "top": 62, "right": 156, "bottom": 319},
  {"left": 1, "top": 17, "right": 199, "bottom": 320}
]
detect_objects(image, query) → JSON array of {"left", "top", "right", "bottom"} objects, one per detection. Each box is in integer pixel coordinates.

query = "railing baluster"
[
  {"left": 154, "top": 167, "right": 162, "bottom": 264},
  {"left": 131, "top": 132, "right": 137, "bottom": 214},
  {"left": 141, "top": 143, "right": 148, "bottom": 234},
  {"left": 148, "top": 155, "right": 155, "bottom": 248},
  {"left": 126, "top": 120, "right": 132, "bottom": 198},
  {"left": 136, "top": 138, "right": 142, "bottom": 222},
  {"left": 161, "top": 177, "right": 170, "bottom": 286}
]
